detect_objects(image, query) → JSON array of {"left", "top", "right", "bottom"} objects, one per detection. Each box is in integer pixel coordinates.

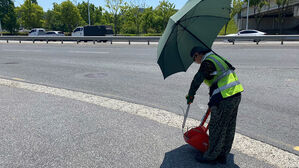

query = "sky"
[{"left": 13, "top": 0, "right": 186, "bottom": 11}]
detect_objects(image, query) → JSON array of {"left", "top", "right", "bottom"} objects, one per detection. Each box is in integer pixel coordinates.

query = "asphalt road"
[
  {"left": 0, "top": 84, "right": 277, "bottom": 168},
  {"left": 0, "top": 42, "right": 298, "bottom": 166}
]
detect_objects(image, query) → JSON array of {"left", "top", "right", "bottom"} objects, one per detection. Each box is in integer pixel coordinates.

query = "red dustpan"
[{"left": 182, "top": 105, "right": 211, "bottom": 153}]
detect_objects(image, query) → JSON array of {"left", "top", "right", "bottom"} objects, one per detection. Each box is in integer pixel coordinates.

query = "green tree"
[
  {"left": 77, "top": 2, "right": 103, "bottom": 25},
  {"left": 94, "top": 6, "right": 103, "bottom": 25},
  {"left": 120, "top": 2, "right": 144, "bottom": 34},
  {"left": 119, "top": 3, "right": 135, "bottom": 34},
  {"left": 128, "top": 0, "right": 145, "bottom": 34},
  {"left": 51, "top": 1, "right": 84, "bottom": 32},
  {"left": 231, "top": 0, "right": 243, "bottom": 17},
  {"left": 15, "top": 0, "right": 44, "bottom": 29},
  {"left": 2, "top": 1, "right": 18, "bottom": 33},
  {"left": 0, "top": 0, "right": 10, "bottom": 19},
  {"left": 105, "top": 0, "right": 124, "bottom": 35},
  {"left": 101, "top": 11, "right": 113, "bottom": 25},
  {"left": 153, "top": 0, "right": 176, "bottom": 33},
  {"left": 140, "top": 7, "right": 154, "bottom": 34},
  {"left": 1, "top": 0, "right": 19, "bottom": 34},
  {"left": 223, "top": 0, "right": 243, "bottom": 35},
  {"left": 43, "top": 9, "right": 56, "bottom": 30}
]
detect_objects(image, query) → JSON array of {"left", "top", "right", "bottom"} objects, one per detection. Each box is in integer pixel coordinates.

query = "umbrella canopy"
[{"left": 157, "top": 0, "right": 231, "bottom": 79}]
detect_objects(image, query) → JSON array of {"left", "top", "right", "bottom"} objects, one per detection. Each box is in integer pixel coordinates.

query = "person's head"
[{"left": 190, "top": 47, "right": 211, "bottom": 64}]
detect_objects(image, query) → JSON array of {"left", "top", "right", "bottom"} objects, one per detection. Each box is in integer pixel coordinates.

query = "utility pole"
[
  {"left": 246, "top": 0, "right": 250, "bottom": 30},
  {"left": 88, "top": 0, "right": 91, "bottom": 25}
]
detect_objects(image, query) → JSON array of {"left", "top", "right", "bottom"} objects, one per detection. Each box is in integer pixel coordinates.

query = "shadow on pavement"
[{"left": 160, "top": 145, "right": 240, "bottom": 168}]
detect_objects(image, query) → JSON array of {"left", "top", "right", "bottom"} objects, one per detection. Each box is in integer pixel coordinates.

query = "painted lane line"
[
  {"left": 1, "top": 49, "right": 109, "bottom": 54},
  {"left": 69, "top": 51, "right": 109, "bottom": 54},
  {"left": 11, "top": 78, "right": 25, "bottom": 81},
  {"left": 0, "top": 78, "right": 298, "bottom": 168},
  {"left": 2, "top": 49, "right": 43, "bottom": 52}
]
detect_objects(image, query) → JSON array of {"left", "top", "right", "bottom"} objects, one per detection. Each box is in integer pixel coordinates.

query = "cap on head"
[{"left": 190, "top": 46, "right": 211, "bottom": 57}]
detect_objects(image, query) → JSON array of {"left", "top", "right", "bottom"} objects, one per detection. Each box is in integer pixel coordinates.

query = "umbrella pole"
[{"left": 177, "top": 22, "right": 215, "bottom": 54}]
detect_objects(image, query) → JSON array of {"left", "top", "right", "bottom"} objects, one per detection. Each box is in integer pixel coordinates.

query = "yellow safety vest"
[{"left": 203, "top": 54, "right": 244, "bottom": 98}]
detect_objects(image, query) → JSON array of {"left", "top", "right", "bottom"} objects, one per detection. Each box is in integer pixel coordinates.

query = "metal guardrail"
[
  {"left": 216, "top": 35, "right": 299, "bottom": 45},
  {"left": 0, "top": 35, "right": 299, "bottom": 45},
  {"left": 0, "top": 36, "right": 160, "bottom": 45}
]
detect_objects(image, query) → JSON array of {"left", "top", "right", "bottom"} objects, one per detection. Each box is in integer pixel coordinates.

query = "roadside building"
[{"left": 237, "top": 0, "right": 299, "bottom": 34}]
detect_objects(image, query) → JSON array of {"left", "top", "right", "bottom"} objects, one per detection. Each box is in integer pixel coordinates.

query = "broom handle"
[
  {"left": 182, "top": 104, "right": 190, "bottom": 130},
  {"left": 200, "top": 108, "right": 211, "bottom": 127},
  {"left": 182, "top": 106, "right": 211, "bottom": 132}
]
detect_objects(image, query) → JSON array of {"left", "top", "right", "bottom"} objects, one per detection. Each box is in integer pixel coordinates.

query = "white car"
[
  {"left": 226, "top": 30, "right": 266, "bottom": 37},
  {"left": 28, "top": 28, "right": 46, "bottom": 36},
  {"left": 45, "top": 31, "right": 65, "bottom": 36},
  {"left": 225, "top": 30, "right": 266, "bottom": 42}
]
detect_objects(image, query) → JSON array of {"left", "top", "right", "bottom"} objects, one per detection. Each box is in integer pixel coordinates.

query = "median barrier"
[{"left": 1, "top": 35, "right": 299, "bottom": 45}]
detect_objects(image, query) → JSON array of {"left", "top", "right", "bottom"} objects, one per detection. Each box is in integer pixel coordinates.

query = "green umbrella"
[{"left": 157, "top": 0, "right": 231, "bottom": 79}]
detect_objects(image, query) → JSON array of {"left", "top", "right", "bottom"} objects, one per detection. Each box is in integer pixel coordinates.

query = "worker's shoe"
[
  {"left": 216, "top": 155, "right": 227, "bottom": 164},
  {"left": 195, "top": 153, "right": 217, "bottom": 165}
]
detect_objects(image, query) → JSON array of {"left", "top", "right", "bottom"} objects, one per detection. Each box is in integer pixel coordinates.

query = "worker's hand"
[{"left": 185, "top": 94, "right": 194, "bottom": 104}]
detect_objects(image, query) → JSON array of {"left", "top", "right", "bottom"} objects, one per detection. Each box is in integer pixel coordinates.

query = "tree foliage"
[
  {"left": 43, "top": 9, "right": 57, "bottom": 30},
  {"left": 6, "top": 0, "right": 293, "bottom": 35},
  {"left": 2, "top": 1, "right": 18, "bottom": 33},
  {"left": 105, "top": 0, "right": 124, "bottom": 35},
  {"left": 101, "top": 11, "right": 113, "bottom": 26},
  {"left": 223, "top": 0, "right": 243, "bottom": 35},
  {"left": 45, "top": 0, "right": 84, "bottom": 32},
  {"left": 153, "top": 0, "right": 176, "bottom": 33},
  {"left": 15, "top": 0, "right": 44, "bottom": 29},
  {"left": 0, "top": 0, "right": 10, "bottom": 19},
  {"left": 231, "top": 0, "right": 244, "bottom": 18},
  {"left": 120, "top": 1, "right": 144, "bottom": 34},
  {"left": 77, "top": 2, "right": 103, "bottom": 26},
  {"left": 0, "top": 0, "right": 18, "bottom": 33},
  {"left": 140, "top": 7, "right": 154, "bottom": 34}
]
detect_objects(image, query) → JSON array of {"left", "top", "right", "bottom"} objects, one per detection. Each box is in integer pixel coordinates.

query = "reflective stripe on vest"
[
  {"left": 211, "top": 81, "right": 241, "bottom": 97},
  {"left": 207, "top": 56, "right": 225, "bottom": 72},
  {"left": 203, "top": 54, "right": 230, "bottom": 86},
  {"left": 212, "top": 70, "right": 234, "bottom": 85}
]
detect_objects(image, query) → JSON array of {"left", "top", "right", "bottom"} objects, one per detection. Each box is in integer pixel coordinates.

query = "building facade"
[{"left": 237, "top": 0, "right": 299, "bottom": 34}]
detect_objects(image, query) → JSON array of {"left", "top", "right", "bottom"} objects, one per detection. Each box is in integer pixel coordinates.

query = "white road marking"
[
  {"left": 0, "top": 78, "right": 298, "bottom": 167},
  {"left": 11, "top": 78, "right": 25, "bottom": 81},
  {"left": 69, "top": 51, "right": 109, "bottom": 54},
  {"left": 2, "top": 49, "right": 42, "bottom": 52},
  {"left": 1, "top": 49, "right": 109, "bottom": 54}
]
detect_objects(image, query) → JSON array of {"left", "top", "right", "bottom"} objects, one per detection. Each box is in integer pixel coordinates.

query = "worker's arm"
[
  {"left": 186, "top": 61, "right": 216, "bottom": 104},
  {"left": 188, "top": 70, "right": 204, "bottom": 97}
]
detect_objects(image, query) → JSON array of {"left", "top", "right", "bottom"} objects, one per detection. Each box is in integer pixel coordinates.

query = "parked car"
[
  {"left": 225, "top": 30, "right": 266, "bottom": 42},
  {"left": 45, "top": 31, "right": 65, "bottom": 36},
  {"left": 28, "top": 28, "right": 46, "bottom": 36}
]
